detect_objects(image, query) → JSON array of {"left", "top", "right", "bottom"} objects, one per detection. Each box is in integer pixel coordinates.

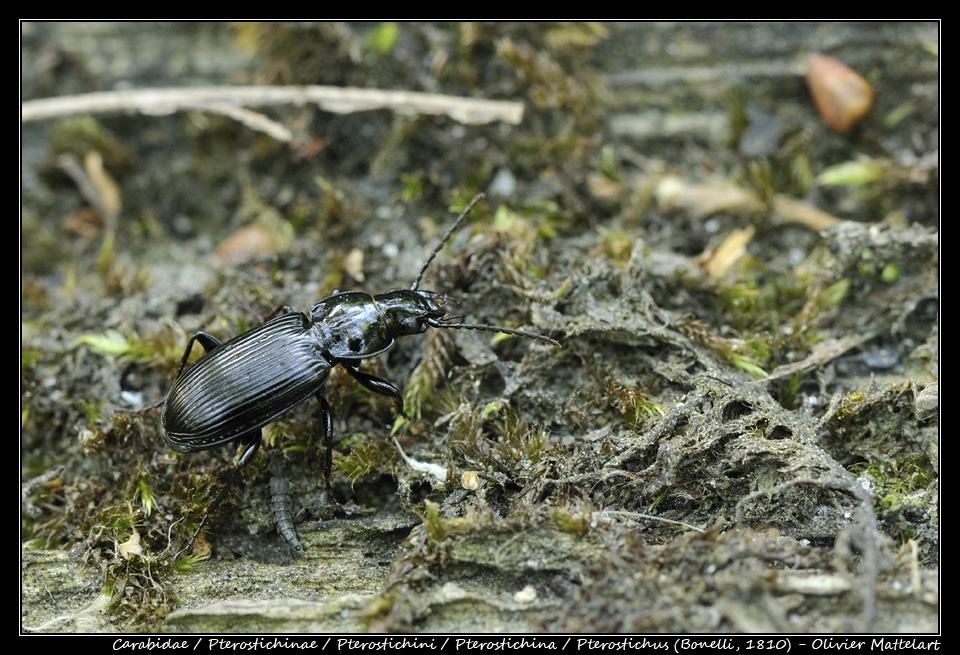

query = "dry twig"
[{"left": 22, "top": 86, "right": 526, "bottom": 139}]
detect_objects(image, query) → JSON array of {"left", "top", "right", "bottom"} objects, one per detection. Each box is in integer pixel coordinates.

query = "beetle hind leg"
[{"left": 171, "top": 428, "right": 261, "bottom": 561}]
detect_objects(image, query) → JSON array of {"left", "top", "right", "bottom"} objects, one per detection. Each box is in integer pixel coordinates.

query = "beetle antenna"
[
  {"left": 426, "top": 317, "right": 560, "bottom": 347},
  {"left": 411, "top": 192, "right": 485, "bottom": 291}
]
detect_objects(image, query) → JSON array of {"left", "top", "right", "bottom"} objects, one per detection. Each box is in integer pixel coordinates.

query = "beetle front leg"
[{"left": 342, "top": 366, "right": 414, "bottom": 422}]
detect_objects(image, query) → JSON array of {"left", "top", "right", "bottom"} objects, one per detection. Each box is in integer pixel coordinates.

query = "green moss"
[
  {"left": 76, "top": 400, "right": 103, "bottom": 424},
  {"left": 336, "top": 440, "right": 388, "bottom": 482},
  {"left": 133, "top": 473, "right": 156, "bottom": 517},
  {"left": 860, "top": 455, "right": 936, "bottom": 499},
  {"left": 607, "top": 383, "right": 665, "bottom": 430},
  {"left": 73, "top": 321, "right": 192, "bottom": 374},
  {"left": 49, "top": 116, "right": 134, "bottom": 170},
  {"left": 552, "top": 507, "right": 590, "bottom": 536},
  {"left": 21, "top": 348, "right": 43, "bottom": 371}
]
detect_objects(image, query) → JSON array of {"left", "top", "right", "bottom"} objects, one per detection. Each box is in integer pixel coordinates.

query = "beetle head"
[
  {"left": 375, "top": 289, "right": 450, "bottom": 336},
  {"left": 378, "top": 288, "right": 560, "bottom": 347}
]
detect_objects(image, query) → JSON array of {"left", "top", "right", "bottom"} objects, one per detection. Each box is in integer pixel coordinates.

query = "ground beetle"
[{"left": 156, "top": 193, "right": 559, "bottom": 560}]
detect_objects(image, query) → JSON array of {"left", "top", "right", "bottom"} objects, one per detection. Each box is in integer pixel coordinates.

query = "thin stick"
[{"left": 22, "top": 86, "right": 525, "bottom": 126}]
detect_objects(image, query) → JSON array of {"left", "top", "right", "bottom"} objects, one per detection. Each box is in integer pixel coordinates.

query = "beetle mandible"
[{"left": 157, "top": 193, "right": 559, "bottom": 560}]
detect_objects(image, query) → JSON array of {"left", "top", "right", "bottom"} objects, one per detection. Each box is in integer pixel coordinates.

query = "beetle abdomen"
[{"left": 161, "top": 312, "right": 331, "bottom": 452}]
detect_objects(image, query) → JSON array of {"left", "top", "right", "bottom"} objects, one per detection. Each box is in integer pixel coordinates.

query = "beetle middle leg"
[
  {"left": 311, "top": 370, "right": 414, "bottom": 497},
  {"left": 315, "top": 392, "right": 333, "bottom": 492}
]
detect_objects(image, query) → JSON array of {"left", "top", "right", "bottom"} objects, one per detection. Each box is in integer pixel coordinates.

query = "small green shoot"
[
  {"left": 366, "top": 22, "right": 399, "bottom": 55},
  {"left": 881, "top": 264, "right": 900, "bottom": 284},
  {"left": 73, "top": 330, "right": 138, "bottom": 357},
  {"left": 608, "top": 384, "right": 665, "bottom": 430},
  {"left": 169, "top": 554, "right": 204, "bottom": 572},
  {"left": 483, "top": 400, "right": 503, "bottom": 420},
  {"left": 134, "top": 473, "right": 155, "bottom": 517},
  {"left": 817, "top": 160, "right": 885, "bottom": 187},
  {"left": 399, "top": 173, "right": 424, "bottom": 201},
  {"left": 729, "top": 353, "right": 768, "bottom": 379},
  {"left": 819, "top": 279, "right": 851, "bottom": 309},
  {"left": 422, "top": 500, "right": 446, "bottom": 542}
]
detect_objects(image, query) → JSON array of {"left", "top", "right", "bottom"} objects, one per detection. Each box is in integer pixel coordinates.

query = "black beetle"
[{"left": 155, "top": 193, "right": 559, "bottom": 559}]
